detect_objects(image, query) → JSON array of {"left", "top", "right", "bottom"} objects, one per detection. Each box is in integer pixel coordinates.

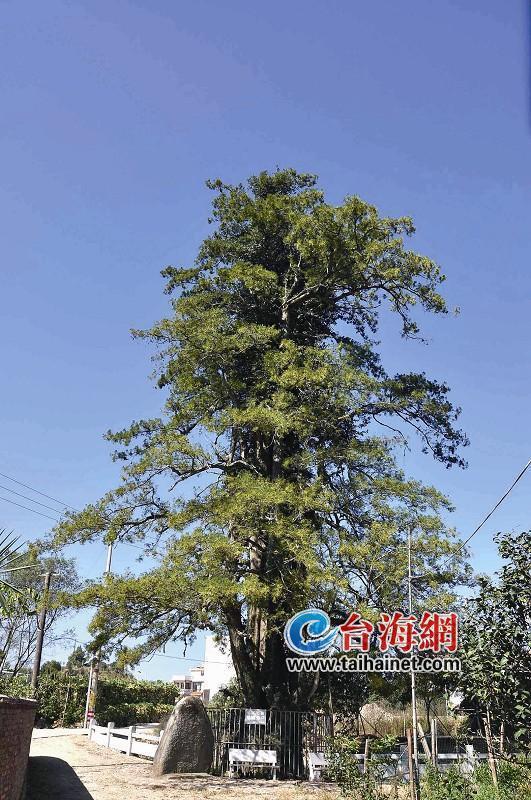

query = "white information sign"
[{"left": 244, "top": 708, "right": 267, "bottom": 725}]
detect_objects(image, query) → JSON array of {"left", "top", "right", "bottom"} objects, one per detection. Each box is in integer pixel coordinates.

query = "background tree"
[
  {"left": 65, "top": 645, "right": 88, "bottom": 673},
  {"left": 0, "top": 530, "right": 29, "bottom": 611},
  {"left": 41, "top": 659, "right": 62, "bottom": 674},
  {"left": 54, "top": 169, "right": 470, "bottom": 707},
  {"left": 460, "top": 531, "right": 531, "bottom": 748},
  {"left": 206, "top": 678, "right": 245, "bottom": 709},
  {"left": 0, "top": 543, "right": 80, "bottom": 676}
]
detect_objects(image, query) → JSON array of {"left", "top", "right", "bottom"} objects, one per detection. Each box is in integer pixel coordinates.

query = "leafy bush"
[
  {"left": 474, "top": 762, "right": 531, "bottom": 800},
  {"left": 98, "top": 702, "right": 174, "bottom": 727},
  {"left": 0, "top": 673, "right": 31, "bottom": 698},
  {"left": 422, "top": 766, "right": 475, "bottom": 800},
  {"left": 36, "top": 673, "right": 88, "bottom": 726},
  {"left": 326, "top": 738, "right": 531, "bottom": 800},
  {"left": 0, "top": 672, "right": 178, "bottom": 727},
  {"left": 96, "top": 677, "right": 177, "bottom": 709},
  {"left": 326, "top": 735, "right": 398, "bottom": 800},
  {"left": 208, "top": 678, "right": 244, "bottom": 709},
  {"left": 421, "top": 762, "right": 531, "bottom": 800}
]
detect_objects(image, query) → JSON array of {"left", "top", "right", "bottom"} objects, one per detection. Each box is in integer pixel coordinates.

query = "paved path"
[
  {"left": 28, "top": 731, "right": 333, "bottom": 800},
  {"left": 32, "top": 727, "right": 88, "bottom": 739},
  {"left": 28, "top": 733, "right": 148, "bottom": 800}
]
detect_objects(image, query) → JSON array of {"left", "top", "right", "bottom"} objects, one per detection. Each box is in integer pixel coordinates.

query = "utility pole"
[
  {"left": 31, "top": 571, "right": 52, "bottom": 690},
  {"left": 105, "top": 542, "right": 113, "bottom": 574},
  {"left": 83, "top": 542, "right": 113, "bottom": 728},
  {"left": 407, "top": 527, "right": 420, "bottom": 799}
]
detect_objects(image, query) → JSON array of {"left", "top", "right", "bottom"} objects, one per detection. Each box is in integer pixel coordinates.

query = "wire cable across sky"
[
  {"left": 0, "top": 470, "right": 151, "bottom": 554},
  {"left": 439, "top": 456, "right": 531, "bottom": 571},
  {"left": 0, "top": 470, "right": 78, "bottom": 511}
]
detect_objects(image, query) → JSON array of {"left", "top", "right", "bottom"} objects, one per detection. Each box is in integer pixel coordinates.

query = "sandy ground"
[{"left": 28, "top": 732, "right": 339, "bottom": 800}]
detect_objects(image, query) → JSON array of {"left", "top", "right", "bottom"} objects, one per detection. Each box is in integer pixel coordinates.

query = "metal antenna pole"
[
  {"left": 83, "top": 657, "right": 95, "bottom": 727},
  {"left": 408, "top": 527, "right": 419, "bottom": 797},
  {"left": 83, "top": 543, "right": 113, "bottom": 727},
  {"left": 31, "top": 571, "right": 52, "bottom": 690},
  {"left": 105, "top": 542, "right": 113, "bottom": 574}
]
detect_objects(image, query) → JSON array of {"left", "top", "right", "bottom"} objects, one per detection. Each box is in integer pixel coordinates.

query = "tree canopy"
[
  {"left": 460, "top": 530, "right": 531, "bottom": 746},
  {"left": 53, "top": 169, "right": 470, "bottom": 707},
  {"left": 0, "top": 541, "right": 79, "bottom": 677}
]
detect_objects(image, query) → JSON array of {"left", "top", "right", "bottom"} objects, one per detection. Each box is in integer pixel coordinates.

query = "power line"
[
  {"left": 439, "top": 456, "right": 531, "bottom": 571},
  {"left": 0, "top": 495, "right": 60, "bottom": 522},
  {"left": 0, "top": 471, "right": 78, "bottom": 511},
  {"left": 0, "top": 490, "right": 153, "bottom": 555},
  {"left": 146, "top": 651, "right": 232, "bottom": 666},
  {"left": 0, "top": 472, "right": 154, "bottom": 553},
  {"left": 373, "top": 456, "right": 531, "bottom": 600},
  {"left": 0, "top": 483, "right": 67, "bottom": 514},
  {"left": 122, "top": 541, "right": 149, "bottom": 552}
]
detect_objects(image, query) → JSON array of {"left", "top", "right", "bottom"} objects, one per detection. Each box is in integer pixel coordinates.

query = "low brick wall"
[{"left": 0, "top": 695, "right": 37, "bottom": 800}]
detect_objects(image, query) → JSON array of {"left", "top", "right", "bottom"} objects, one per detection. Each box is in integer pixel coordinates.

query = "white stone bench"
[
  {"left": 228, "top": 748, "right": 277, "bottom": 779},
  {"left": 306, "top": 751, "right": 327, "bottom": 781}
]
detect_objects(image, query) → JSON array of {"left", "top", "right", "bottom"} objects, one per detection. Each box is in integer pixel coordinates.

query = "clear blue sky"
[{"left": 1, "top": 0, "right": 530, "bottom": 679}]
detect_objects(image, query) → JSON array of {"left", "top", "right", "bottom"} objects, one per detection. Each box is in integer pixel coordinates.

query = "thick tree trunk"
[
  {"left": 225, "top": 601, "right": 307, "bottom": 708},
  {"left": 224, "top": 604, "right": 267, "bottom": 707}
]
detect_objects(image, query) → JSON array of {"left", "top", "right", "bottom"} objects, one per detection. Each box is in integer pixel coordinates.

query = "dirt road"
[{"left": 28, "top": 732, "right": 337, "bottom": 800}]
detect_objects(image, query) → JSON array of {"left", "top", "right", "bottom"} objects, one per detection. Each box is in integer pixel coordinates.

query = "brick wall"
[{"left": 0, "top": 695, "right": 37, "bottom": 800}]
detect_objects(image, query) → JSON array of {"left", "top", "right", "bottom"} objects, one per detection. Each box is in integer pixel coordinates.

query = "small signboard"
[{"left": 245, "top": 708, "right": 267, "bottom": 725}]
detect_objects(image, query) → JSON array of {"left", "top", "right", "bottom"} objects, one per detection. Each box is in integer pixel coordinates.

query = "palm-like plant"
[{"left": 0, "top": 530, "right": 30, "bottom": 613}]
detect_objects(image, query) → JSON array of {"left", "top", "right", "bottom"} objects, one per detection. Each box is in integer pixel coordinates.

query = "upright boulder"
[{"left": 152, "top": 695, "right": 214, "bottom": 776}]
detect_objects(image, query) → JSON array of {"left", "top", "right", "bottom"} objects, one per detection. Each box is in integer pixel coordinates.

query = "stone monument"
[{"left": 152, "top": 695, "right": 214, "bottom": 776}]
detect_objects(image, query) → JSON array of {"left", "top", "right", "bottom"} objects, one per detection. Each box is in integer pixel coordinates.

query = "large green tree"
[
  {"left": 460, "top": 531, "right": 531, "bottom": 747},
  {"left": 0, "top": 541, "right": 80, "bottom": 676},
  {"left": 54, "top": 169, "right": 470, "bottom": 707}
]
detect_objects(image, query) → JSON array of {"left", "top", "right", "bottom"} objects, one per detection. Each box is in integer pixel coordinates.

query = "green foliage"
[
  {"left": 326, "top": 735, "right": 398, "bottom": 799},
  {"left": 94, "top": 677, "right": 177, "bottom": 727},
  {"left": 35, "top": 673, "right": 88, "bottom": 726},
  {"left": 99, "top": 702, "right": 173, "bottom": 727},
  {"left": 0, "top": 672, "right": 31, "bottom": 698},
  {"left": 475, "top": 761, "right": 531, "bottom": 800},
  {"left": 0, "top": 531, "right": 29, "bottom": 612},
  {"left": 311, "top": 672, "right": 368, "bottom": 727},
  {"left": 460, "top": 531, "right": 531, "bottom": 746},
  {"left": 422, "top": 766, "right": 475, "bottom": 800},
  {"left": 208, "top": 677, "right": 245, "bottom": 709},
  {"left": 95, "top": 676, "right": 177, "bottom": 709},
  {"left": 0, "top": 543, "right": 80, "bottom": 676},
  {"left": 66, "top": 646, "right": 88, "bottom": 671},
  {"left": 422, "top": 763, "right": 531, "bottom": 800},
  {"left": 52, "top": 168, "right": 470, "bottom": 707},
  {"left": 0, "top": 672, "right": 177, "bottom": 727},
  {"left": 41, "top": 660, "right": 62, "bottom": 673}
]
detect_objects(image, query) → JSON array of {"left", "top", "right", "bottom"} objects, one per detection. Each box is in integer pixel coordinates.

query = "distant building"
[
  {"left": 171, "top": 664, "right": 205, "bottom": 698},
  {"left": 202, "top": 635, "right": 235, "bottom": 702},
  {"left": 171, "top": 635, "right": 235, "bottom": 703}
]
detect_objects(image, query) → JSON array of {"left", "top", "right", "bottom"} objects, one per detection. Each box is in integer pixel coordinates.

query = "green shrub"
[
  {"left": 422, "top": 766, "right": 475, "bottom": 800},
  {"left": 474, "top": 762, "right": 531, "bottom": 800},
  {"left": 0, "top": 673, "right": 31, "bottom": 698},
  {"left": 0, "top": 672, "right": 178, "bottom": 727},
  {"left": 422, "top": 762, "right": 531, "bottom": 800},
  {"left": 96, "top": 678, "right": 177, "bottom": 710},
  {"left": 326, "top": 735, "right": 398, "bottom": 800},
  {"left": 97, "top": 702, "right": 174, "bottom": 727},
  {"left": 36, "top": 673, "right": 88, "bottom": 726}
]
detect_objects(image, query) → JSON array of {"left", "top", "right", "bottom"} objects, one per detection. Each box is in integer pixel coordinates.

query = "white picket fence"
[
  {"left": 88, "top": 720, "right": 163, "bottom": 759},
  {"left": 87, "top": 719, "right": 490, "bottom": 778},
  {"left": 348, "top": 749, "right": 488, "bottom": 779}
]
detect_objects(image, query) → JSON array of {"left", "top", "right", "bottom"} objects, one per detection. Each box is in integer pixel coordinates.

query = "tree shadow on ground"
[{"left": 27, "top": 756, "right": 94, "bottom": 800}]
